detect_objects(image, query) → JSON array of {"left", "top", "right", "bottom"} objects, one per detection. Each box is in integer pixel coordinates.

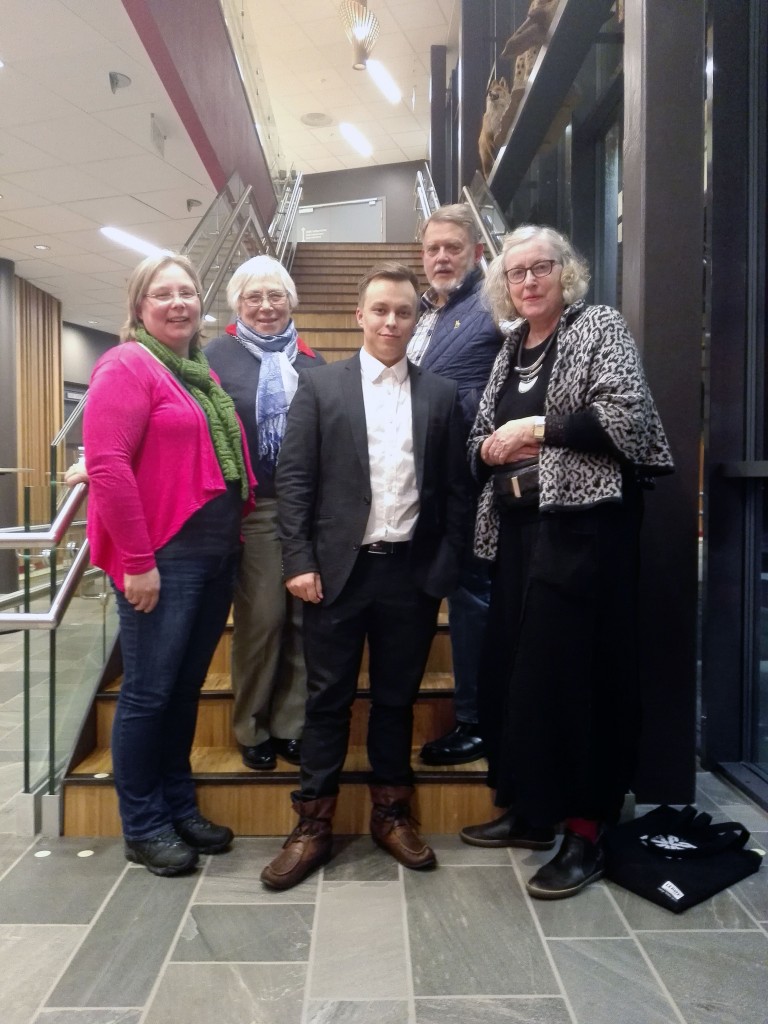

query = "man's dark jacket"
[
  {"left": 276, "top": 353, "right": 471, "bottom": 606},
  {"left": 417, "top": 266, "right": 503, "bottom": 431}
]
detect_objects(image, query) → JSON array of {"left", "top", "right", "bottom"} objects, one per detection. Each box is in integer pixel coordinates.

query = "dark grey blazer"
[{"left": 276, "top": 352, "right": 471, "bottom": 607}]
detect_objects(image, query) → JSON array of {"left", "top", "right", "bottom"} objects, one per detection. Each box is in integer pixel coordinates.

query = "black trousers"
[
  {"left": 298, "top": 549, "right": 440, "bottom": 800},
  {"left": 480, "top": 492, "right": 644, "bottom": 825}
]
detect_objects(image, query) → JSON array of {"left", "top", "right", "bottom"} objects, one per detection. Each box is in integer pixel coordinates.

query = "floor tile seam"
[
  {"left": 28, "top": 856, "right": 134, "bottom": 1018},
  {"left": 630, "top": 926, "right": 764, "bottom": 934},
  {"left": 168, "top": 959, "right": 312, "bottom": 965},
  {"left": 135, "top": 854, "right": 213, "bottom": 1024},
  {"left": 42, "top": 1004, "right": 143, "bottom": 1011},
  {"left": 190, "top": 899, "right": 317, "bottom": 907},
  {"left": 701, "top": 780, "right": 768, "bottom": 823},
  {"left": 721, "top": 881, "right": 768, "bottom": 931},
  {"left": 545, "top": 935, "right": 635, "bottom": 941},
  {"left": 396, "top": 864, "right": 416, "bottom": 1022},
  {"left": 411, "top": 994, "right": 569, "bottom": 1000},
  {"left": 0, "top": 833, "right": 37, "bottom": 882},
  {"left": 507, "top": 842, "right": 579, "bottom": 1024},
  {"left": 601, "top": 882, "right": 689, "bottom": 1024},
  {"left": 299, "top": 869, "right": 325, "bottom": 1023}
]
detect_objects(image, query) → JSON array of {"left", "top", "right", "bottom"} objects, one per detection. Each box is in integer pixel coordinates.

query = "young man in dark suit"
[{"left": 261, "top": 262, "right": 470, "bottom": 890}]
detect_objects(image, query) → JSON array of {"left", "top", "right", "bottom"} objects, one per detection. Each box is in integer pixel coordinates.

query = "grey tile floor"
[{"left": 0, "top": 771, "right": 766, "bottom": 1024}]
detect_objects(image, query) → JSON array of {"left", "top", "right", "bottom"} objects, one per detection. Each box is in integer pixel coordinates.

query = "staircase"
[
  {"left": 62, "top": 241, "right": 495, "bottom": 837},
  {"left": 290, "top": 241, "right": 427, "bottom": 362}
]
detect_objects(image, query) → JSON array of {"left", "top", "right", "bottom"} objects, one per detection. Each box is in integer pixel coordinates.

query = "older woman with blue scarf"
[{"left": 205, "top": 255, "right": 324, "bottom": 771}]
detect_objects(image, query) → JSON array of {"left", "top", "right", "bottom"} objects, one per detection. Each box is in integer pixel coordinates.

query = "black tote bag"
[{"left": 603, "top": 805, "right": 763, "bottom": 913}]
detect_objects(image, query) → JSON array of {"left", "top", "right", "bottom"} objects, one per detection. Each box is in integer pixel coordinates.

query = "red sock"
[{"left": 565, "top": 817, "right": 600, "bottom": 843}]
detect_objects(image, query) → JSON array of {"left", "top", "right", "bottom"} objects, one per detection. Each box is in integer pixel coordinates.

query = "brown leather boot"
[
  {"left": 260, "top": 796, "right": 336, "bottom": 890},
  {"left": 369, "top": 785, "right": 436, "bottom": 870}
]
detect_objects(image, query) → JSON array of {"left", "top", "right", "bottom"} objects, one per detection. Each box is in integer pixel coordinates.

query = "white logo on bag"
[
  {"left": 659, "top": 880, "right": 684, "bottom": 901},
  {"left": 641, "top": 832, "right": 697, "bottom": 852}
]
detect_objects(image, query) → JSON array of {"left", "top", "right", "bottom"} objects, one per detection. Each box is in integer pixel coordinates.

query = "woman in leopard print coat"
[{"left": 459, "top": 225, "right": 673, "bottom": 901}]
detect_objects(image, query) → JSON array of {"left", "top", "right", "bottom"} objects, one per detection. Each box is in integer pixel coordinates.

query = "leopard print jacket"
[{"left": 470, "top": 301, "right": 674, "bottom": 561}]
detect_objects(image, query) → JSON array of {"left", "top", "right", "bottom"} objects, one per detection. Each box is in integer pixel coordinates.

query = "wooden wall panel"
[{"left": 14, "top": 278, "right": 63, "bottom": 523}]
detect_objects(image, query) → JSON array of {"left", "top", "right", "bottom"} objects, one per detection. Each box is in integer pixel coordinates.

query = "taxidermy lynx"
[{"left": 478, "top": 77, "right": 511, "bottom": 178}]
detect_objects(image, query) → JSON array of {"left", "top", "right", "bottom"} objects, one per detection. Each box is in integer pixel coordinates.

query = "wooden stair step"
[
  {"left": 63, "top": 744, "right": 493, "bottom": 837},
  {"left": 94, "top": 673, "right": 457, "bottom": 749}
]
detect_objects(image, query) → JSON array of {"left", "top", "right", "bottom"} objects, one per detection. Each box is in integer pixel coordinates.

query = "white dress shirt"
[{"left": 359, "top": 347, "right": 419, "bottom": 544}]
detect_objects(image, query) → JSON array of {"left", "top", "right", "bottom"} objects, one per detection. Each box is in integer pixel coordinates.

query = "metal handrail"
[
  {"left": 196, "top": 185, "right": 256, "bottom": 283},
  {"left": 0, "top": 484, "right": 87, "bottom": 550},
  {"left": 461, "top": 187, "right": 494, "bottom": 274},
  {"left": 271, "top": 172, "right": 303, "bottom": 267},
  {"left": 0, "top": 539, "right": 91, "bottom": 630},
  {"left": 0, "top": 565, "right": 101, "bottom": 613}
]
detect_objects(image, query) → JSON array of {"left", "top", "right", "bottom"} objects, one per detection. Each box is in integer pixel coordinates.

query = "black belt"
[{"left": 362, "top": 540, "right": 409, "bottom": 555}]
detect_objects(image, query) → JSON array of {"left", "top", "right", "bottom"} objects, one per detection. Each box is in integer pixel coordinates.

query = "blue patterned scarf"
[{"left": 235, "top": 318, "right": 299, "bottom": 472}]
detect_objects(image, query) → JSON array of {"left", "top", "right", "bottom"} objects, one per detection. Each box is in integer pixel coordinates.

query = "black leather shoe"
[
  {"left": 460, "top": 809, "right": 556, "bottom": 849},
  {"left": 240, "top": 740, "right": 276, "bottom": 771},
  {"left": 272, "top": 737, "right": 302, "bottom": 765},
  {"left": 419, "top": 722, "right": 486, "bottom": 765},
  {"left": 174, "top": 812, "right": 233, "bottom": 854},
  {"left": 124, "top": 829, "right": 198, "bottom": 876},
  {"left": 526, "top": 831, "right": 605, "bottom": 900}
]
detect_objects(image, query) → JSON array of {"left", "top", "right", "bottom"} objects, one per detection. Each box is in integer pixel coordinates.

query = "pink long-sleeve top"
[{"left": 84, "top": 341, "right": 255, "bottom": 591}]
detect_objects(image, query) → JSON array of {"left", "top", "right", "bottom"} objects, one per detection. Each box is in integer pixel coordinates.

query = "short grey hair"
[
  {"left": 226, "top": 254, "right": 298, "bottom": 312},
  {"left": 420, "top": 203, "right": 481, "bottom": 246},
  {"left": 483, "top": 224, "right": 590, "bottom": 322}
]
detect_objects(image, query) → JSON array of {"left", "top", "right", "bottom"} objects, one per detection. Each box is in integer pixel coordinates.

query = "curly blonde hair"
[{"left": 483, "top": 224, "right": 590, "bottom": 323}]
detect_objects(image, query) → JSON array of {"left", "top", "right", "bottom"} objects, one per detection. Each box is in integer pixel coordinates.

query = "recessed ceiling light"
[
  {"left": 367, "top": 60, "right": 401, "bottom": 104},
  {"left": 34, "top": 243, "right": 50, "bottom": 250},
  {"left": 101, "top": 226, "right": 173, "bottom": 258},
  {"left": 88, "top": 320, "right": 99, "bottom": 325},
  {"left": 301, "top": 112, "right": 334, "bottom": 128},
  {"left": 0, "top": 60, "right": 4, "bottom": 70},
  {"left": 203, "top": 314, "right": 217, "bottom": 323},
  {"left": 339, "top": 122, "right": 373, "bottom": 158}
]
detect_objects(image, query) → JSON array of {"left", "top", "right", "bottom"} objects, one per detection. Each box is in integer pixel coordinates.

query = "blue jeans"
[
  {"left": 112, "top": 551, "right": 239, "bottom": 841},
  {"left": 447, "top": 551, "right": 491, "bottom": 724}
]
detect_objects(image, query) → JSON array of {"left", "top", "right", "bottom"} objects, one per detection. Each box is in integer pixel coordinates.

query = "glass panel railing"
[
  {"left": 0, "top": 481, "right": 103, "bottom": 805},
  {"left": 48, "top": 558, "right": 117, "bottom": 794},
  {"left": 465, "top": 174, "right": 508, "bottom": 257}
]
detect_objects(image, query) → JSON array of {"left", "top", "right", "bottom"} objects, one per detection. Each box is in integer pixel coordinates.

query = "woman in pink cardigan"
[{"left": 84, "top": 254, "right": 255, "bottom": 877}]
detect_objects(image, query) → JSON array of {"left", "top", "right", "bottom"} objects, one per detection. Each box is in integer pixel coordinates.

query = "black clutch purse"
[{"left": 492, "top": 457, "right": 540, "bottom": 508}]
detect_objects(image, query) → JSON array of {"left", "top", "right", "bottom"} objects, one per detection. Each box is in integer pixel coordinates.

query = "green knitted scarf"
[{"left": 135, "top": 327, "right": 250, "bottom": 500}]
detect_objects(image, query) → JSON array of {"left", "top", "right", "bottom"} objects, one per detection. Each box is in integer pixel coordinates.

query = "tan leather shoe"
[
  {"left": 369, "top": 785, "right": 436, "bottom": 870},
  {"left": 260, "top": 796, "right": 336, "bottom": 890}
]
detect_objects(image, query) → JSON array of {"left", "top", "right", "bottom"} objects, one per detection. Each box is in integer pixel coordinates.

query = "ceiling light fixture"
[
  {"left": 339, "top": 0, "right": 380, "bottom": 70},
  {"left": 339, "top": 122, "right": 373, "bottom": 158},
  {"left": 108, "top": 71, "right": 132, "bottom": 94},
  {"left": 204, "top": 314, "right": 217, "bottom": 323},
  {"left": 101, "top": 226, "right": 173, "bottom": 258},
  {"left": 34, "top": 244, "right": 50, "bottom": 250},
  {"left": 366, "top": 60, "right": 401, "bottom": 104}
]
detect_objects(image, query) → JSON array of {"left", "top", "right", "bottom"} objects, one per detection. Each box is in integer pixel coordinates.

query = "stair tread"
[
  {"left": 102, "top": 670, "right": 455, "bottom": 698},
  {"left": 69, "top": 744, "right": 487, "bottom": 778}
]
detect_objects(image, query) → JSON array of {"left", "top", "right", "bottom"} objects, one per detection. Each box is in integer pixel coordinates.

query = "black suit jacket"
[{"left": 276, "top": 353, "right": 471, "bottom": 606}]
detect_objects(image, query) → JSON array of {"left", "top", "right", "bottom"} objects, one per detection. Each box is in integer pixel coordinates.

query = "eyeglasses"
[
  {"left": 504, "top": 259, "right": 561, "bottom": 285},
  {"left": 145, "top": 290, "right": 199, "bottom": 304},
  {"left": 423, "top": 242, "right": 467, "bottom": 258},
  {"left": 241, "top": 291, "right": 289, "bottom": 307}
]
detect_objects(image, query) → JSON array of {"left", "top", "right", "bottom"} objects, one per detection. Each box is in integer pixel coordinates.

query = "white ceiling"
[
  {"left": 0, "top": 0, "right": 458, "bottom": 334},
  {"left": 234, "top": 0, "right": 459, "bottom": 174}
]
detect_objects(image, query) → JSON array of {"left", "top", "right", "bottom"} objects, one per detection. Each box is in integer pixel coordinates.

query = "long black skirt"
[{"left": 478, "top": 490, "right": 643, "bottom": 826}]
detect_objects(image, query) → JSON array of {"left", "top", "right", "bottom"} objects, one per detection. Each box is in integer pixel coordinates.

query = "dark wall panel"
[
  {"left": 301, "top": 162, "right": 424, "bottom": 242},
  {"left": 62, "top": 324, "right": 118, "bottom": 387}
]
